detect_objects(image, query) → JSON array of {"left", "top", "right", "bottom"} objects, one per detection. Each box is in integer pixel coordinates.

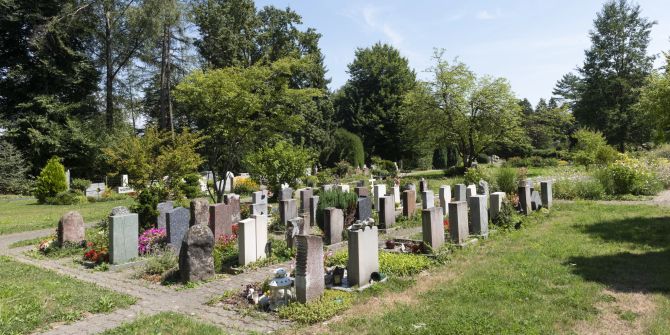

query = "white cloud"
[
  {"left": 360, "top": 5, "right": 404, "bottom": 45},
  {"left": 476, "top": 9, "right": 502, "bottom": 20}
]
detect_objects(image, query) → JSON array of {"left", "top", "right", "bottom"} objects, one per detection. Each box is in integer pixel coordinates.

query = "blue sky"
[{"left": 255, "top": 0, "right": 670, "bottom": 105}]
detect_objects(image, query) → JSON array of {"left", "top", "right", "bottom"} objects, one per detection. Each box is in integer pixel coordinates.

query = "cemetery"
[{"left": 2, "top": 1, "right": 670, "bottom": 334}]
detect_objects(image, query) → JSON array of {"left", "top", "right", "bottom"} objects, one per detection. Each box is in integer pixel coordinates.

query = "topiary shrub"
[
  {"left": 33, "top": 156, "right": 67, "bottom": 203},
  {"left": 316, "top": 190, "right": 358, "bottom": 229},
  {"left": 71, "top": 178, "right": 91, "bottom": 193},
  {"left": 131, "top": 186, "right": 167, "bottom": 230},
  {"left": 331, "top": 128, "right": 365, "bottom": 167},
  {"left": 181, "top": 173, "right": 202, "bottom": 199}
]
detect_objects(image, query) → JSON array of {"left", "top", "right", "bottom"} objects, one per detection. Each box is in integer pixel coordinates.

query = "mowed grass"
[
  {"left": 0, "top": 256, "right": 136, "bottom": 334},
  {"left": 324, "top": 202, "right": 670, "bottom": 334},
  {"left": 0, "top": 197, "right": 133, "bottom": 235},
  {"left": 100, "top": 312, "right": 226, "bottom": 335}
]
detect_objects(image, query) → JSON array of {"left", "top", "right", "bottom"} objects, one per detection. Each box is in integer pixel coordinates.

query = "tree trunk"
[
  {"left": 158, "top": 24, "right": 169, "bottom": 131},
  {"left": 105, "top": 11, "right": 114, "bottom": 130}
]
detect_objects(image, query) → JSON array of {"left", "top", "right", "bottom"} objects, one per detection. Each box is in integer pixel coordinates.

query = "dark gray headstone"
[
  {"left": 356, "top": 197, "right": 372, "bottom": 221},
  {"left": 166, "top": 207, "right": 190, "bottom": 253},
  {"left": 518, "top": 180, "right": 531, "bottom": 215},
  {"left": 179, "top": 224, "right": 215, "bottom": 282},
  {"left": 324, "top": 207, "right": 344, "bottom": 245},
  {"left": 419, "top": 179, "right": 428, "bottom": 193}
]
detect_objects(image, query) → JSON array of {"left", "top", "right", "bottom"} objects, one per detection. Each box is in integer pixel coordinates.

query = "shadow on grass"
[{"left": 568, "top": 216, "right": 670, "bottom": 293}]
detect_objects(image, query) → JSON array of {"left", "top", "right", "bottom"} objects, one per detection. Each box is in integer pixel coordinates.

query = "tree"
[
  {"left": 0, "top": 141, "right": 30, "bottom": 194},
  {"left": 518, "top": 98, "right": 534, "bottom": 115},
  {"left": 535, "top": 98, "right": 548, "bottom": 113},
  {"left": 244, "top": 141, "right": 314, "bottom": 196},
  {"left": 103, "top": 127, "right": 204, "bottom": 198},
  {"left": 555, "top": 0, "right": 655, "bottom": 150},
  {"left": 334, "top": 43, "right": 416, "bottom": 162},
  {"left": 34, "top": 156, "right": 67, "bottom": 203},
  {"left": 174, "top": 57, "right": 322, "bottom": 202},
  {"left": 402, "top": 51, "right": 525, "bottom": 167},
  {"left": 523, "top": 103, "right": 576, "bottom": 150},
  {"left": 324, "top": 129, "right": 365, "bottom": 167},
  {"left": 635, "top": 56, "right": 670, "bottom": 142}
]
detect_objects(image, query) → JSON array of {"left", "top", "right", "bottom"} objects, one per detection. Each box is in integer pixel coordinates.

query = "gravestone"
[
  {"left": 179, "top": 224, "right": 215, "bottom": 282},
  {"left": 254, "top": 214, "right": 268, "bottom": 261},
  {"left": 421, "top": 190, "right": 434, "bottom": 210},
  {"left": 109, "top": 213, "right": 139, "bottom": 264},
  {"left": 354, "top": 186, "right": 369, "bottom": 198},
  {"left": 299, "top": 188, "right": 313, "bottom": 216},
  {"left": 422, "top": 206, "right": 444, "bottom": 249},
  {"left": 439, "top": 186, "right": 451, "bottom": 216},
  {"left": 295, "top": 235, "right": 325, "bottom": 303},
  {"left": 378, "top": 195, "right": 396, "bottom": 229},
  {"left": 453, "top": 184, "right": 467, "bottom": 202},
  {"left": 280, "top": 199, "right": 298, "bottom": 227},
  {"left": 85, "top": 183, "right": 105, "bottom": 199},
  {"left": 224, "top": 194, "right": 241, "bottom": 225},
  {"left": 347, "top": 223, "right": 379, "bottom": 287},
  {"left": 469, "top": 195, "right": 489, "bottom": 238},
  {"left": 518, "top": 180, "right": 531, "bottom": 215},
  {"left": 356, "top": 196, "right": 372, "bottom": 221},
  {"left": 531, "top": 190, "right": 543, "bottom": 211},
  {"left": 466, "top": 185, "right": 477, "bottom": 202},
  {"left": 58, "top": 211, "right": 85, "bottom": 245},
  {"left": 406, "top": 183, "right": 416, "bottom": 192},
  {"left": 323, "top": 184, "right": 334, "bottom": 192},
  {"left": 279, "top": 187, "right": 294, "bottom": 201},
  {"left": 393, "top": 185, "right": 401, "bottom": 205},
  {"left": 166, "top": 207, "right": 190, "bottom": 253},
  {"left": 156, "top": 201, "right": 174, "bottom": 229},
  {"left": 419, "top": 178, "right": 428, "bottom": 193},
  {"left": 208, "top": 203, "right": 226, "bottom": 239},
  {"left": 490, "top": 192, "right": 506, "bottom": 221},
  {"left": 286, "top": 217, "right": 304, "bottom": 249},
  {"left": 190, "top": 199, "right": 209, "bottom": 227},
  {"left": 373, "top": 184, "right": 386, "bottom": 210},
  {"left": 309, "top": 196, "right": 319, "bottom": 227},
  {"left": 448, "top": 201, "right": 469, "bottom": 245},
  {"left": 324, "top": 208, "right": 344, "bottom": 245},
  {"left": 477, "top": 180, "right": 490, "bottom": 199},
  {"left": 121, "top": 174, "right": 129, "bottom": 187},
  {"left": 336, "top": 184, "right": 350, "bottom": 193},
  {"left": 251, "top": 190, "right": 268, "bottom": 216},
  {"left": 402, "top": 190, "right": 416, "bottom": 217},
  {"left": 224, "top": 171, "right": 234, "bottom": 193},
  {"left": 238, "top": 215, "right": 268, "bottom": 266},
  {"left": 541, "top": 181, "right": 553, "bottom": 209}
]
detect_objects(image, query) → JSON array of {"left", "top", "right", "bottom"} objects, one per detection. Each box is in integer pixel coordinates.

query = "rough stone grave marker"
[
  {"left": 295, "top": 235, "right": 325, "bottom": 303},
  {"left": 109, "top": 213, "right": 139, "bottom": 264},
  {"left": 190, "top": 198, "right": 209, "bottom": 227},
  {"left": 58, "top": 211, "right": 85, "bottom": 245},
  {"left": 179, "top": 224, "right": 215, "bottom": 282}
]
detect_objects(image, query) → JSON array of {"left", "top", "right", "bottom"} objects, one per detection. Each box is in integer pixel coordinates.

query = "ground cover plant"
[
  {"left": 314, "top": 202, "right": 670, "bottom": 334},
  {"left": 100, "top": 312, "right": 225, "bottom": 335},
  {"left": 0, "top": 197, "right": 133, "bottom": 235},
  {"left": 0, "top": 256, "right": 135, "bottom": 335}
]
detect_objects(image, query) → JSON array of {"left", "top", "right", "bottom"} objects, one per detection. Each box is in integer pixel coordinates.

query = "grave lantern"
[{"left": 268, "top": 268, "right": 294, "bottom": 311}]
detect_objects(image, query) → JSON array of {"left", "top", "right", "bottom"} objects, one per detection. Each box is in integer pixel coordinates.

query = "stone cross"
[
  {"left": 295, "top": 235, "right": 325, "bottom": 303},
  {"left": 157, "top": 201, "right": 174, "bottom": 229},
  {"left": 439, "top": 186, "right": 451, "bottom": 216},
  {"left": 324, "top": 207, "right": 344, "bottom": 245},
  {"left": 402, "top": 190, "right": 416, "bottom": 217},
  {"left": 179, "top": 224, "right": 215, "bottom": 282},
  {"left": 518, "top": 180, "right": 531, "bottom": 215},
  {"left": 378, "top": 195, "right": 395, "bottom": 229},
  {"left": 448, "top": 201, "right": 469, "bottom": 245},
  {"left": 422, "top": 206, "right": 444, "bottom": 250},
  {"left": 489, "top": 192, "right": 506, "bottom": 222},
  {"left": 58, "top": 211, "right": 85, "bottom": 246},
  {"left": 347, "top": 224, "right": 379, "bottom": 287},
  {"left": 453, "top": 184, "right": 467, "bottom": 202},
  {"left": 421, "top": 190, "right": 434, "bottom": 210},
  {"left": 469, "top": 195, "right": 489, "bottom": 238},
  {"left": 541, "top": 181, "right": 553, "bottom": 209},
  {"left": 109, "top": 213, "right": 139, "bottom": 264},
  {"left": 356, "top": 196, "right": 372, "bottom": 221},
  {"left": 166, "top": 207, "right": 190, "bottom": 253},
  {"left": 373, "top": 184, "right": 386, "bottom": 210},
  {"left": 189, "top": 198, "right": 209, "bottom": 227}
]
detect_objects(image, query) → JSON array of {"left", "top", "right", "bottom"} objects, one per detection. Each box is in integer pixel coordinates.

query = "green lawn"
[
  {"left": 322, "top": 202, "right": 670, "bottom": 334},
  {"left": 101, "top": 312, "right": 226, "bottom": 335},
  {"left": 0, "top": 197, "right": 133, "bottom": 235},
  {"left": 0, "top": 256, "right": 136, "bottom": 334}
]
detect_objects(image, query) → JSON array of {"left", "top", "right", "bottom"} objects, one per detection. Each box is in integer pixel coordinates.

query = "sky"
[{"left": 255, "top": 0, "right": 670, "bottom": 105}]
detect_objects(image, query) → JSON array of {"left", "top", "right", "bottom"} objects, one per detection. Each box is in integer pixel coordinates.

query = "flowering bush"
[
  {"left": 595, "top": 156, "right": 662, "bottom": 196},
  {"left": 213, "top": 233, "right": 239, "bottom": 269},
  {"left": 233, "top": 176, "right": 259, "bottom": 195},
  {"left": 138, "top": 228, "right": 167, "bottom": 255},
  {"left": 443, "top": 219, "right": 449, "bottom": 231},
  {"left": 83, "top": 241, "right": 109, "bottom": 264}
]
